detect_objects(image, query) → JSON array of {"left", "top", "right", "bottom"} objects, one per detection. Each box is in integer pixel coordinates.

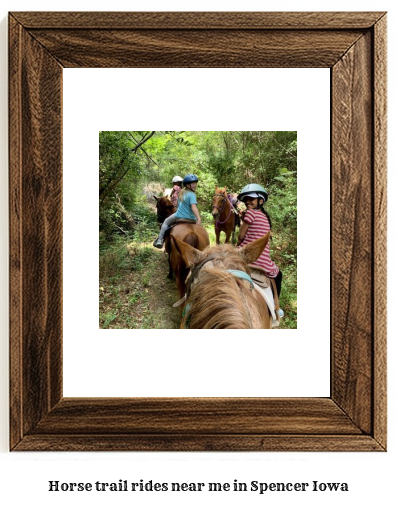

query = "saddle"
[
  {"left": 249, "top": 264, "right": 271, "bottom": 289},
  {"left": 175, "top": 219, "right": 196, "bottom": 224},
  {"left": 164, "top": 219, "right": 197, "bottom": 240}
]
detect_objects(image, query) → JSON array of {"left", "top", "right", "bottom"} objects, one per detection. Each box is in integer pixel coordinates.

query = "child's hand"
[{"left": 236, "top": 201, "right": 247, "bottom": 213}]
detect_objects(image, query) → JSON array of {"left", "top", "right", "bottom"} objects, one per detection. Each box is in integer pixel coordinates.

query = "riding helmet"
[
  {"left": 183, "top": 174, "right": 199, "bottom": 186},
  {"left": 238, "top": 183, "right": 268, "bottom": 203},
  {"left": 172, "top": 175, "right": 183, "bottom": 183}
]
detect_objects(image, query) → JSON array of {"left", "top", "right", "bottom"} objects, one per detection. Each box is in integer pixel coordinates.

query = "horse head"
[
  {"left": 173, "top": 233, "right": 272, "bottom": 329},
  {"left": 211, "top": 186, "right": 228, "bottom": 220},
  {"left": 154, "top": 195, "right": 176, "bottom": 223}
]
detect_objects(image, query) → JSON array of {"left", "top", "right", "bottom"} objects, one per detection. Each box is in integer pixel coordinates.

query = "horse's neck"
[{"left": 188, "top": 268, "right": 267, "bottom": 329}]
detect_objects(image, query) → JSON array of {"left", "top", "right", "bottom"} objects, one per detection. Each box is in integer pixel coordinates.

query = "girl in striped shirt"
[{"left": 237, "top": 184, "right": 282, "bottom": 298}]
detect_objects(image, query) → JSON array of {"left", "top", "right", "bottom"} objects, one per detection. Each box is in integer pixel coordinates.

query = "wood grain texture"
[
  {"left": 14, "top": 435, "right": 382, "bottom": 452},
  {"left": 11, "top": 11, "right": 386, "bottom": 29},
  {"left": 28, "top": 29, "right": 363, "bottom": 68},
  {"left": 332, "top": 32, "right": 373, "bottom": 434},
  {"left": 31, "top": 398, "right": 362, "bottom": 435},
  {"left": 9, "top": 15, "right": 23, "bottom": 450},
  {"left": 373, "top": 15, "right": 387, "bottom": 449},
  {"left": 9, "top": 11, "right": 387, "bottom": 452},
  {"left": 9, "top": 16, "right": 64, "bottom": 448}
]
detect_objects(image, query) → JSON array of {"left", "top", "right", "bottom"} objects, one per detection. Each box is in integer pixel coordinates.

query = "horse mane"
[{"left": 187, "top": 244, "right": 267, "bottom": 329}]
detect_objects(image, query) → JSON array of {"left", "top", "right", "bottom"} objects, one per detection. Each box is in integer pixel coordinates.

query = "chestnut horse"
[
  {"left": 211, "top": 186, "right": 237, "bottom": 244},
  {"left": 154, "top": 195, "right": 176, "bottom": 226},
  {"left": 165, "top": 223, "right": 210, "bottom": 298},
  {"left": 173, "top": 233, "right": 272, "bottom": 329}
]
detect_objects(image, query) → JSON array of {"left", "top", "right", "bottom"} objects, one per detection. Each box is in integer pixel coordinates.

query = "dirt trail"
[
  {"left": 100, "top": 247, "right": 182, "bottom": 329},
  {"left": 142, "top": 246, "right": 182, "bottom": 329},
  {"left": 99, "top": 191, "right": 183, "bottom": 329}
]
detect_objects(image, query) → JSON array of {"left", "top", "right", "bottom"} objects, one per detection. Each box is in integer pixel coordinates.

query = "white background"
[
  {"left": 0, "top": 1, "right": 395, "bottom": 507},
  {"left": 63, "top": 67, "right": 330, "bottom": 397}
]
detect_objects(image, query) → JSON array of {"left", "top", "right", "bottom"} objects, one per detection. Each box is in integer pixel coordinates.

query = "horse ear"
[
  {"left": 172, "top": 236, "right": 206, "bottom": 268},
  {"left": 153, "top": 195, "right": 159, "bottom": 201},
  {"left": 238, "top": 232, "right": 271, "bottom": 265}
]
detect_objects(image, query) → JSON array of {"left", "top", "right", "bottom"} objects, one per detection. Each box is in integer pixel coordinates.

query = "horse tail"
[{"left": 183, "top": 233, "right": 199, "bottom": 249}]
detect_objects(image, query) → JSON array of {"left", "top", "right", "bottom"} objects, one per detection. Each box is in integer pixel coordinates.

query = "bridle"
[
  {"left": 212, "top": 192, "right": 226, "bottom": 212},
  {"left": 212, "top": 192, "right": 233, "bottom": 227}
]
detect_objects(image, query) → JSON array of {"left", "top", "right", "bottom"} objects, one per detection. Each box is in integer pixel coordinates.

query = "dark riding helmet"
[
  {"left": 238, "top": 183, "right": 268, "bottom": 203},
  {"left": 183, "top": 173, "right": 199, "bottom": 186}
]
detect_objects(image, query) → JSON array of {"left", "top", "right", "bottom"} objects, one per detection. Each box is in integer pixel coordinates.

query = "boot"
[{"left": 153, "top": 237, "right": 164, "bottom": 248}]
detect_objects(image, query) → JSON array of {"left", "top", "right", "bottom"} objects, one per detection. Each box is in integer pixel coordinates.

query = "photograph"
[{"left": 99, "top": 131, "right": 297, "bottom": 329}]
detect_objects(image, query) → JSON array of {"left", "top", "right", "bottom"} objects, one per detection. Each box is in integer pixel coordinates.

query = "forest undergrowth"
[{"left": 99, "top": 197, "right": 297, "bottom": 330}]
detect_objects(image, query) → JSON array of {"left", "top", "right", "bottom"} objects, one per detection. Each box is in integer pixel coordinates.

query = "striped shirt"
[
  {"left": 239, "top": 209, "right": 279, "bottom": 277},
  {"left": 171, "top": 184, "right": 181, "bottom": 208}
]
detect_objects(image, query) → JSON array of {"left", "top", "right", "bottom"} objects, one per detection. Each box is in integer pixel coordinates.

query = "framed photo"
[{"left": 9, "top": 11, "right": 387, "bottom": 451}]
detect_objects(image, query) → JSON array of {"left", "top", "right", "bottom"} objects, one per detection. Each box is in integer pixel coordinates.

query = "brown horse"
[
  {"left": 211, "top": 186, "right": 237, "bottom": 244},
  {"left": 173, "top": 233, "right": 272, "bottom": 329},
  {"left": 165, "top": 223, "right": 210, "bottom": 298},
  {"left": 154, "top": 195, "right": 176, "bottom": 226}
]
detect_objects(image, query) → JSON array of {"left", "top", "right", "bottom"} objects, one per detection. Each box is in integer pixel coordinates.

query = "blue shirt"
[{"left": 176, "top": 190, "right": 197, "bottom": 221}]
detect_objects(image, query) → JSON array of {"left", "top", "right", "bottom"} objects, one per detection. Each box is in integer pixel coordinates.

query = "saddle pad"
[{"left": 253, "top": 283, "right": 277, "bottom": 322}]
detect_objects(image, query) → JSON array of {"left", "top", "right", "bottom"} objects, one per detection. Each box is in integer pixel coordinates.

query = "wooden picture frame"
[{"left": 9, "top": 11, "right": 387, "bottom": 451}]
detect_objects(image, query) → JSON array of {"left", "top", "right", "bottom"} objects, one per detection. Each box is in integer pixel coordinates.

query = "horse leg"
[
  {"left": 215, "top": 228, "right": 220, "bottom": 245},
  {"left": 175, "top": 264, "right": 187, "bottom": 298},
  {"left": 225, "top": 229, "right": 232, "bottom": 244},
  {"left": 167, "top": 256, "right": 173, "bottom": 279}
]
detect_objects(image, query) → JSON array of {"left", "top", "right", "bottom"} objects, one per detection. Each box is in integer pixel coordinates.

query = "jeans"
[{"left": 157, "top": 213, "right": 178, "bottom": 240}]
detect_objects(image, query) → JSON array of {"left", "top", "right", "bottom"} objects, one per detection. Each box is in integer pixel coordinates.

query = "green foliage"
[
  {"left": 266, "top": 175, "right": 297, "bottom": 328},
  {"left": 194, "top": 131, "right": 297, "bottom": 192},
  {"left": 99, "top": 237, "right": 134, "bottom": 278},
  {"left": 99, "top": 131, "right": 150, "bottom": 239}
]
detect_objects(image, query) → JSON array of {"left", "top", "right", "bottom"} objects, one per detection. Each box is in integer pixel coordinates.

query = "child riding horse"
[
  {"left": 237, "top": 183, "right": 283, "bottom": 319},
  {"left": 153, "top": 174, "right": 202, "bottom": 249}
]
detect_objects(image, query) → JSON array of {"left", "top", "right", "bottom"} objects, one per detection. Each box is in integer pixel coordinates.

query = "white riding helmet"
[{"left": 172, "top": 175, "right": 183, "bottom": 183}]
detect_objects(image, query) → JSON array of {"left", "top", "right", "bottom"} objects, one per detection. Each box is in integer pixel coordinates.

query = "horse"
[
  {"left": 172, "top": 233, "right": 273, "bottom": 329},
  {"left": 153, "top": 195, "right": 176, "bottom": 226},
  {"left": 211, "top": 186, "right": 238, "bottom": 244},
  {"left": 164, "top": 222, "right": 210, "bottom": 298}
]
